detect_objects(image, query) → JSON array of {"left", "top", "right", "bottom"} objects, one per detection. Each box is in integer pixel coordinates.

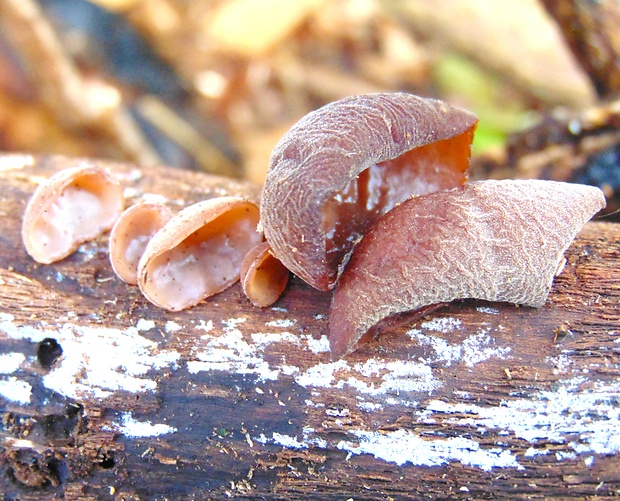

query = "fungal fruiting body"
[
  {"left": 329, "top": 180, "right": 606, "bottom": 359},
  {"left": 240, "top": 241, "right": 290, "bottom": 307},
  {"left": 260, "top": 93, "right": 478, "bottom": 291},
  {"left": 109, "top": 203, "right": 173, "bottom": 284},
  {"left": 137, "top": 197, "right": 261, "bottom": 311},
  {"left": 22, "top": 165, "right": 124, "bottom": 264}
]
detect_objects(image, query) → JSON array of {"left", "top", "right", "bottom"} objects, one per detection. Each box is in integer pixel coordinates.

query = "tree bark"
[{"left": 1, "top": 154, "right": 619, "bottom": 500}]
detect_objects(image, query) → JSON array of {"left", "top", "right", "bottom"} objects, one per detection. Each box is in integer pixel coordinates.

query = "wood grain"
[{"left": 1, "top": 154, "right": 619, "bottom": 500}]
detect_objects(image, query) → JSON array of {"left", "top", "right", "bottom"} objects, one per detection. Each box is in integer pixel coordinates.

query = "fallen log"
[{"left": 0, "top": 153, "right": 619, "bottom": 500}]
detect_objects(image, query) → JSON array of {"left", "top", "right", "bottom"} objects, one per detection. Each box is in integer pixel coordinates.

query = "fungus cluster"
[
  {"left": 22, "top": 93, "right": 606, "bottom": 359},
  {"left": 22, "top": 164, "right": 281, "bottom": 310},
  {"left": 259, "top": 93, "right": 606, "bottom": 358}
]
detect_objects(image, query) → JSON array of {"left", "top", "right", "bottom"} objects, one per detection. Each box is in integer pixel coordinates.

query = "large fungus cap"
[
  {"left": 109, "top": 202, "right": 173, "bottom": 285},
  {"left": 137, "top": 197, "right": 261, "bottom": 311},
  {"left": 22, "top": 164, "right": 124, "bottom": 264},
  {"left": 260, "top": 92, "right": 478, "bottom": 291},
  {"left": 329, "top": 180, "right": 606, "bottom": 359}
]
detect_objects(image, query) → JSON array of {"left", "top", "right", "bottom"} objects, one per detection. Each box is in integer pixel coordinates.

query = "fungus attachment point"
[
  {"left": 260, "top": 92, "right": 478, "bottom": 291},
  {"left": 329, "top": 180, "right": 606, "bottom": 359},
  {"left": 240, "top": 241, "right": 289, "bottom": 307},
  {"left": 137, "top": 197, "right": 261, "bottom": 311},
  {"left": 109, "top": 203, "right": 173, "bottom": 285},
  {"left": 22, "top": 165, "right": 124, "bottom": 264}
]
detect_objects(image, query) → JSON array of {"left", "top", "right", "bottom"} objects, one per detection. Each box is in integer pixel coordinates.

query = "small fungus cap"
[
  {"left": 137, "top": 197, "right": 261, "bottom": 311},
  {"left": 22, "top": 164, "right": 124, "bottom": 264},
  {"left": 109, "top": 202, "right": 173, "bottom": 285},
  {"left": 240, "top": 241, "right": 289, "bottom": 308}
]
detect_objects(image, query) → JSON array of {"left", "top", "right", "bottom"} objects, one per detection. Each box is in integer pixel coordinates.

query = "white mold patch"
[
  {"left": 165, "top": 321, "right": 182, "bottom": 333},
  {"left": 0, "top": 377, "right": 32, "bottom": 404},
  {"left": 187, "top": 317, "right": 280, "bottom": 381},
  {"left": 265, "top": 319, "right": 297, "bottom": 328},
  {"left": 136, "top": 319, "right": 155, "bottom": 331},
  {"left": 409, "top": 324, "right": 510, "bottom": 368},
  {"left": 187, "top": 317, "right": 329, "bottom": 382},
  {"left": 303, "top": 334, "right": 330, "bottom": 354},
  {"left": 0, "top": 352, "right": 26, "bottom": 374},
  {"left": 110, "top": 412, "right": 177, "bottom": 438},
  {"left": 476, "top": 306, "right": 500, "bottom": 315},
  {"left": 0, "top": 313, "right": 180, "bottom": 399},
  {"left": 256, "top": 427, "right": 327, "bottom": 450},
  {"left": 419, "top": 317, "right": 462, "bottom": 333},
  {"left": 294, "top": 358, "right": 440, "bottom": 396},
  {"left": 416, "top": 376, "right": 620, "bottom": 460},
  {"left": 337, "top": 428, "right": 520, "bottom": 471}
]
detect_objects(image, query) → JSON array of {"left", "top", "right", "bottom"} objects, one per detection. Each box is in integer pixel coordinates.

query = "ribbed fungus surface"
[
  {"left": 22, "top": 165, "right": 124, "bottom": 264},
  {"left": 137, "top": 197, "right": 261, "bottom": 311},
  {"left": 109, "top": 203, "right": 173, "bottom": 285},
  {"left": 260, "top": 92, "right": 478, "bottom": 291},
  {"left": 329, "top": 179, "right": 606, "bottom": 359}
]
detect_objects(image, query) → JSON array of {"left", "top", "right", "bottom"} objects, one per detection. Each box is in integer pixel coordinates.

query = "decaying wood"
[{"left": 1, "top": 154, "right": 619, "bottom": 500}]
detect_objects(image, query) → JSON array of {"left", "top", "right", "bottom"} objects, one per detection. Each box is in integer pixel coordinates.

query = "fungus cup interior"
[
  {"left": 109, "top": 203, "right": 173, "bottom": 285},
  {"left": 240, "top": 241, "right": 289, "bottom": 307},
  {"left": 323, "top": 128, "right": 474, "bottom": 274},
  {"left": 23, "top": 166, "right": 124, "bottom": 264},
  {"left": 139, "top": 199, "right": 261, "bottom": 311}
]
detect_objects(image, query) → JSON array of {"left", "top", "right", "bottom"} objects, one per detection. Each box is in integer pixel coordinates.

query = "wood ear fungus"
[
  {"left": 137, "top": 197, "right": 261, "bottom": 311},
  {"left": 260, "top": 93, "right": 478, "bottom": 291},
  {"left": 109, "top": 203, "right": 173, "bottom": 285},
  {"left": 22, "top": 165, "right": 124, "bottom": 264},
  {"left": 329, "top": 180, "right": 606, "bottom": 359},
  {"left": 240, "top": 241, "right": 289, "bottom": 307}
]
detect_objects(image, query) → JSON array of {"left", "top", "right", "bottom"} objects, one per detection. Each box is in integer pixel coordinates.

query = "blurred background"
[{"left": 0, "top": 0, "right": 618, "bottom": 211}]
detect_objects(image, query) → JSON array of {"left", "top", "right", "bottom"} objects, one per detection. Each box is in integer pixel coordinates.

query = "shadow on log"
[{"left": 0, "top": 154, "right": 619, "bottom": 500}]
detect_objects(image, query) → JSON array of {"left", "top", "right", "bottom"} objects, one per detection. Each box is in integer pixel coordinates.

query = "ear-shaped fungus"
[
  {"left": 260, "top": 93, "right": 478, "bottom": 291},
  {"left": 329, "top": 180, "right": 606, "bottom": 359},
  {"left": 137, "top": 197, "right": 261, "bottom": 311},
  {"left": 240, "top": 241, "right": 289, "bottom": 307},
  {"left": 109, "top": 203, "right": 173, "bottom": 285},
  {"left": 22, "top": 165, "right": 124, "bottom": 264}
]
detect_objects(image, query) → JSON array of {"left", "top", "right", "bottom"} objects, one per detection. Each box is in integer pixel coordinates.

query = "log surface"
[{"left": 1, "top": 154, "right": 619, "bottom": 500}]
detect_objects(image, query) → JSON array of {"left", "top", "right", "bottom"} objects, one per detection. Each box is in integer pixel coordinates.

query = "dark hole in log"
[{"left": 37, "top": 338, "right": 63, "bottom": 368}]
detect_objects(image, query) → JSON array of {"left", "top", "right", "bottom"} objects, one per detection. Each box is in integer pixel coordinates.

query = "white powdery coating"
[
  {"left": 265, "top": 319, "right": 297, "bottom": 328},
  {"left": 188, "top": 317, "right": 327, "bottom": 380},
  {"left": 136, "top": 319, "right": 156, "bottom": 331},
  {"left": 477, "top": 306, "right": 500, "bottom": 315},
  {"left": 187, "top": 318, "right": 280, "bottom": 381},
  {"left": 256, "top": 428, "right": 327, "bottom": 450},
  {"left": 0, "top": 377, "right": 32, "bottom": 404},
  {"left": 417, "top": 376, "right": 620, "bottom": 457},
  {"left": 409, "top": 325, "right": 511, "bottom": 368},
  {"left": 337, "top": 428, "right": 520, "bottom": 471},
  {"left": 0, "top": 352, "right": 26, "bottom": 374},
  {"left": 419, "top": 317, "right": 462, "bottom": 333},
  {"left": 165, "top": 321, "right": 182, "bottom": 333},
  {"left": 0, "top": 313, "right": 180, "bottom": 399},
  {"left": 302, "top": 334, "right": 331, "bottom": 354},
  {"left": 294, "top": 358, "right": 440, "bottom": 396},
  {"left": 113, "top": 412, "right": 177, "bottom": 438}
]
